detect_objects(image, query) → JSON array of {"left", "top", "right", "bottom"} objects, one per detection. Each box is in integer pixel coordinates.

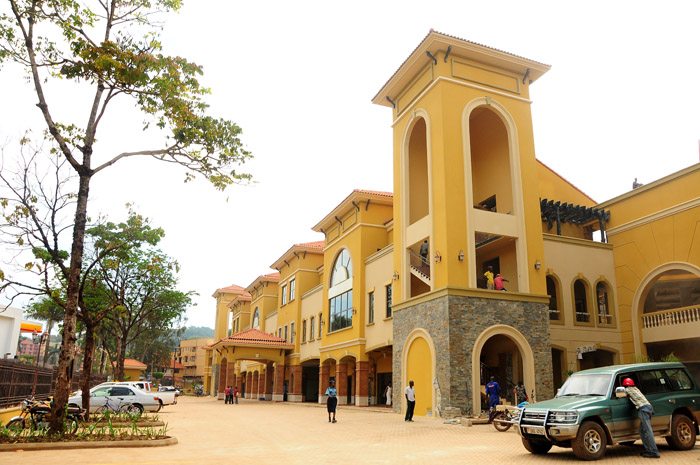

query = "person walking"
[
  {"left": 419, "top": 240, "right": 429, "bottom": 273},
  {"left": 485, "top": 376, "right": 501, "bottom": 423},
  {"left": 404, "top": 380, "right": 416, "bottom": 422},
  {"left": 325, "top": 379, "right": 338, "bottom": 423},
  {"left": 514, "top": 382, "right": 528, "bottom": 405},
  {"left": 622, "top": 377, "right": 660, "bottom": 458},
  {"left": 233, "top": 386, "right": 239, "bottom": 404},
  {"left": 224, "top": 385, "right": 231, "bottom": 404},
  {"left": 385, "top": 384, "right": 392, "bottom": 407}
]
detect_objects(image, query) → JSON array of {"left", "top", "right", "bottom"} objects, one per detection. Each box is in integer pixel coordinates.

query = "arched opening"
[
  {"left": 301, "top": 359, "right": 320, "bottom": 402},
  {"left": 240, "top": 370, "right": 247, "bottom": 398},
  {"left": 578, "top": 348, "right": 616, "bottom": 370},
  {"left": 640, "top": 268, "right": 700, "bottom": 380},
  {"left": 551, "top": 347, "right": 566, "bottom": 390},
  {"left": 479, "top": 334, "right": 524, "bottom": 407},
  {"left": 407, "top": 117, "right": 429, "bottom": 224},
  {"left": 595, "top": 281, "right": 614, "bottom": 326},
  {"left": 469, "top": 107, "right": 512, "bottom": 215},
  {"left": 218, "top": 357, "right": 228, "bottom": 394},
  {"left": 252, "top": 307, "right": 260, "bottom": 329},
  {"left": 546, "top": 274, "right": 562, "bottom": 322},
  {"left": 338, "top": 356, "right": 356, "bottom": 405},
  {"left": 405, "top": 336, "right": 433, "bottom": 417},
  {"left": 329, "top": 249, "right": 353, "bottom": 332},
  {"left": 573, "top": 278, "right": 591, "bottom": 324}
]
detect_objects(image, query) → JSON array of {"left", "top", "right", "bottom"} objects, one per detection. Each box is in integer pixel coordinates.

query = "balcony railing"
[
  {"left": 408, "top": 249, "right": 430, "bottom": 281},
  {"left": 642, "top": 305, "right": 700, "bottom": 329}
]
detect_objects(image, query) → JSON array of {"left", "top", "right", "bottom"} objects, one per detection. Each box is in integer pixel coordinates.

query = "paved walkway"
[{"left": 8, "top": 396, "right": 699, "bottom": 464}]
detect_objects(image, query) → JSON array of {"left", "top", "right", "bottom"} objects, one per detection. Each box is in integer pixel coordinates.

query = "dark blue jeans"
[{"left": 639, "top": 404, "right": 659, "bottom": 456}]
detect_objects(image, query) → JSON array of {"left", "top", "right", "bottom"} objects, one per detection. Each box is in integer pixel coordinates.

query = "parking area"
[{"left": 10, "top": 396, "right": 699, "bottom": 464}]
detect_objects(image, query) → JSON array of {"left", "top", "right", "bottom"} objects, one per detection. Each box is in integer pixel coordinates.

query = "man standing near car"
[{"left": 622, "top": 377, "right": 660, "bottom": 459}]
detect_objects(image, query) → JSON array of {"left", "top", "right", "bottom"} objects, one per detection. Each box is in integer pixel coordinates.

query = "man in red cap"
[{"left": 623, "top": 377, "right": 660, "bottom": 459}]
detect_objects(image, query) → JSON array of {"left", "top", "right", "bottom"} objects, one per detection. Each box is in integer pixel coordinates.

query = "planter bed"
[
  {"left": 86, "top": 419, "right": 165, "bottom": 427},
  {"left": 0, "top": 435, "right": 177, "bottom": 451}
]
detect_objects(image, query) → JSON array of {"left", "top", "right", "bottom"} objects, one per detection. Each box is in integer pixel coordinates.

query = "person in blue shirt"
[
  {"left": 325, "top": 379, "right": 338, "bottom": 423},
  {"left": 485, "top": 376, "right": 501, "bottom": 423}
]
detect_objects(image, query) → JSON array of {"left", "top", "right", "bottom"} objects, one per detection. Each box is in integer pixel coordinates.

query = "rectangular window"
[
  {"left": 368, "top": 291, "right": 375, "bottom": 324},
  {"left": 302, "top": 320, "right": 307, "bottom": 343},
  {"left": 290, "top": 322, "right": 295, "bottom": 343},
  {"left": 318, "top": 313, "right": 322, "bottom": 339},
  {"left": 637, "top": 370, "right": 670, "bottom": 394},
  {"left": 289, "top": 278, "right": 296, "bottom": 301},
  {"left": 329, "top": 290, "right": 353, "bottom": 332},
  {"left": 665, "top": 369, "right": 694, "bottom": 391},
  {"left": 309, "top": 317, "right": 315, "bottom": 341},
  {"left": 385, "top": 284, "right": 392, "bottom": 318},
  {"left": 281, "top": 285, "right": 288, "bottom": 305},
  {"left": 278, "top": 328, "right": 282, "bottom": 338},
  {"left": 284, "top": 325, "right": 288, "bottom": 341}
]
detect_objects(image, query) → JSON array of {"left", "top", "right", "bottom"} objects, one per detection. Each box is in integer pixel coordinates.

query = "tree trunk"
[
  {"left": 50, "top": 174, "right": 91, "bottom": 435},
  {"left": 42, "top": 319, "right": 53, "bottom": 367},
  {"left": 80, "top": 324, "right": 96, "bottom": 421},
  {"left": 98, "top": 339, "right": 106, "bottom": 375},
  {"left": 114, "top": 335, "right": 124, "bottom": 380}
]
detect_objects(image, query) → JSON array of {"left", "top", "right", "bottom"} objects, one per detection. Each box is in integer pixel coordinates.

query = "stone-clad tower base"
[{"left": 392, "top": 291, "right": 553, "bottom": 417}]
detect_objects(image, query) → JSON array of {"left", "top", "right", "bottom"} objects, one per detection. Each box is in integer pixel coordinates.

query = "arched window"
[
  {"left": 407, "top": 117, "right": 429, "bottom": 224},
  {"left": 573, "top": 279, "right": 590, "bottom": 324},
  {"left": 596, "top": 281, "right": 613, "bottom": 326},
  {"left": 252, "top": 307, "right": 260, "bottom": 329},
  {"left": 546, "top": 275, "right": 561, "bottom": 321},
  {"left": 329, "top": 249, "right": 353, "bottom": 332}
]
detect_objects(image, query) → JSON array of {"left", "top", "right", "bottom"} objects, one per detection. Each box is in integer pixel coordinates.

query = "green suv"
[{"left": 516, "top": 362, "right": 700, "bottom": 460}]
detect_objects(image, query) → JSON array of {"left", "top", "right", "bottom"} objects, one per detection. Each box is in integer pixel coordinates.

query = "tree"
[
  {"left": 0, "top": 1, "right": 251, "bottom": 433},
  {"left": 25, "top": 297, "right": 64, "bottom": 366}
]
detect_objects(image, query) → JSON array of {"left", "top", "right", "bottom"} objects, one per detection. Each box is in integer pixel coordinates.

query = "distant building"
[
  {"left": 177, "top": 338, "right": 213, "bottom": 387},
  {"left": 0, "top": 307, "right": 22, "bottom": 358},
  {"left": 18, "top": 338, "right": 40, "bottom": 357}
]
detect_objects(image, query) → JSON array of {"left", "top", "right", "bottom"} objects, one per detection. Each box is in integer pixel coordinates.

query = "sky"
[{"left": 1, "top": 1, "right": 700, "bottom": 328}]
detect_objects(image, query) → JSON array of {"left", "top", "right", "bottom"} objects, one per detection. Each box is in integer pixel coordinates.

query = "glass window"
[
  {"left": 109, "top": 387, "right": 133, "bottom": 396},
  {"left": 637, "top": 370, "right": 670, "bottom": 394},
  {"left": 290, "top": 322, "right": 295, "bottom": 343},
  {"left": 281, "top": 285, "right": 288, "bottom": 305},
  {"left": 302, "top": 320, "right": 307, "bottom": 342},
  {"left": 278, "top": 328, "right": 282, "bottom": 338},
  {"left": 284, "top": 325, "right": 288, "bottom": 341},
  {"left": 91, "top": 387, "right": 111, "bottom": 397},
  {"left": 665, "top": 369, "right": 694, "bottom": 391},
  {"left": 574, "top": 280, "right": 590, "bottom": 323},
  {"left": 329, "top": 290, "right": 353, "bottom": 332},
  {"left": 309, "top": 317, "right": 315, "bottom": 341},
  {"left": 318, "top": 313, "right": 322, "bottom": 339},
  {"left": 330, "top": 249, "right": 353, "bottom": 287},
  {"left": 252, "top": 308, "right": 260, "bottom": 329},
  {"left": 386, "top": 284, "right": 393, "bottom": 318},
  {"left": 289, "top": 279, "right": 296, "bottom": 301},
  {"left": 368, "top": 291, "right": 375, "bottom": 324},
  {"left": 596, "top": 282, "right": 612, "bottom": 325},
  {"left": 546, "top": 275, "right": 560, "bottom": 321}
]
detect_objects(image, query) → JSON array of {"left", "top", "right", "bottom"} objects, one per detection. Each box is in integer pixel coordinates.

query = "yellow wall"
[
  {"left": 300, "top": 285, "right": 322, "bottom": 362},
  {"left": 364, "top": 245, "right": 394, "bottom": 351},
  {"left": 123, "top": 368, "right": 144, "bottom": 381},
  {"left": 406, "top": 336, "right": 432, "bottom": 416}
]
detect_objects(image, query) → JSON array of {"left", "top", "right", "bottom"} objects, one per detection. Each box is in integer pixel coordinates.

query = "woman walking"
[{"left": 325, "top": 379, "right": 338, "bottom": 423}]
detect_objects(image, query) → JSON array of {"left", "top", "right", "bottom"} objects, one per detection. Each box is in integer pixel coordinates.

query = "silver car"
[{"left": 68, "top": 385, "right": 162, "bottom": 413}]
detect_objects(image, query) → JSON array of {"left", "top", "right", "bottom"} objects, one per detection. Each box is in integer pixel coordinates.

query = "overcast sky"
[{"left": 2, "top": 1, "right": 699, "bottom": 329}]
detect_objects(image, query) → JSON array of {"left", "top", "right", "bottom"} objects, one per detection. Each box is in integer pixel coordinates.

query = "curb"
[{"left": 0, "top": 436, "right": 177, "bottom": 452}]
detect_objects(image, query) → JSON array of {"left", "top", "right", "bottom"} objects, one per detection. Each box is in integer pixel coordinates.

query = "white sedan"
[{"left": 68, "top": 385, "right": 162, "bottom": 413}]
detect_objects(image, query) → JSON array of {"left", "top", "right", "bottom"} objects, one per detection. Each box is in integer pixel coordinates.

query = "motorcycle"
[
  {"left": 5, "top": 397, "right": 84, "bottom": 434},
  {"left": 194, "top": 385, "right": 204, "bottom": 397}
]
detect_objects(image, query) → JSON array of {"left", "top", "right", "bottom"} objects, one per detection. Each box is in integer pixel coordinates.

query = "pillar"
[
  {"left": 235, "top": 372, "right": 242, "bottom": 394},
  {"left": 226, "top": 361, "right": 235, "bottom": 390},
  {"left": 252, "top": 371, "right": 259, "bottom": 400},
  {"left": 355, "top": 361, "right": 369, "bottom": 406},
  {"left": 318, "top": 363, "right": 330, "bottom": 403},
  {"left": 246, "top": 371, "right": 253, "bottom": 399},
  {"left": 336, "top": 362, "right": 348, "bottom": 405},
  {"left": 265, "top": 362, "right": 274, "bottom": 400},
  {"left": 272, "top": 363, "right": 285, "bottom": 401},
  {"left": 288, "top": 365, "right": 302, "bottom": 402}
]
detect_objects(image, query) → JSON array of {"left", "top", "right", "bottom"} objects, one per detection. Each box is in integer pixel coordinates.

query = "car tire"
[
  {"left": 665, "top": 414, "right": 696, "bottom": 450},
  {"left": 156, "top": 400, "right": 163, "bottom": 412},
  {"left": 521, "top": 437, "right": 552, "bottom": 455},
  {"left": 572, "top": 421, "right": 607, "bottom": 461}
]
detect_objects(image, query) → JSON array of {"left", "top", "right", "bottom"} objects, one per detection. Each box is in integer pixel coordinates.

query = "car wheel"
[
  {"left": 521, "top": 437, "right": 552, "bottom": 455},
  {"left": 156, "top": 400, "right": 163, "bottom": 412},
  {"left": 572, "top": 421, "right": 607, "bottom": 461},
  {"left": 665, "top": 414, "right": 696, "bottom": 450}
]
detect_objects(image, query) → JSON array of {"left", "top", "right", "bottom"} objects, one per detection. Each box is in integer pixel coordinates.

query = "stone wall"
[{"left": 393, "top": 292, "right": 553, "bottom": 416}]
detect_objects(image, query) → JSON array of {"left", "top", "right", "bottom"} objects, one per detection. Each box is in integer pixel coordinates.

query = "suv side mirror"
[{"left": 615, "top": 387, "right": 627, "bottom": 398}]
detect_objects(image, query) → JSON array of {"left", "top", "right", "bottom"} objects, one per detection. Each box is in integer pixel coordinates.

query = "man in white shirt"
[{"left": 404, "top": 380, "right": 416, "bottom": 422}]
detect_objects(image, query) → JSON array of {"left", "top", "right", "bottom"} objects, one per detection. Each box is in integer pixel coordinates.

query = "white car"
[
  {"left": 91, "top": 381, "right": 176, "bottom": 409},
  {"left": 68, "top": 385, "right": 162, "bottom": 413}
]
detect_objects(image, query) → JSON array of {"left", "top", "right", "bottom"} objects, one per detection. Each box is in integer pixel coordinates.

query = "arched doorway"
[
  {"left": 578, "top": 348, "right": 616, "bottom": 370},
  {"left": 218, "top": 357, "right": 228, "bottom": 395},
  {"left": 403, "top": 330, "right": 434, "bottom": 417},
  {"left": 471, "top": 325, "right": 535, "bottom": 415}
]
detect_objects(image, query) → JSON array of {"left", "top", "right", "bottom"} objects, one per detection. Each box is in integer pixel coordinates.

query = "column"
[
  {"left": 246, "top": 371, "right": 253, "bottom": 399},
  {"left": 318, "top": 363, "right": 329, "bottom": 403},
  {"left": 272, "top": 363, "right": 285, "bottom": 402},
  {"left": 252, "top": 372, "right": 259, "bottom": 400},
  {"left": 355, "top": 361, "right": 369, "bottom": 406},
  {"left": 288, "top": 365, "right": 302, "bottom": 402},
  {"left": 336, "top": 362, "right": 348, "bottom": 405},
  {"left": 265, "top": 362, "right": 274, "bottom": 400},
  {"left": 226, "top": 361, "right": 235, "bottom": 390}
]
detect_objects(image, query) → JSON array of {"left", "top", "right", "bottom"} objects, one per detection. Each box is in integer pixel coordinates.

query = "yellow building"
[
  {"left": 176, "top": 338, "right": 213, "bottom": 387},
  {"left": 207, "top": 31, "right": 700, "bottom": 416}
]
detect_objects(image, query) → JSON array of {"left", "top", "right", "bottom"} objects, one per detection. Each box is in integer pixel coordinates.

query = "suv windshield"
[{"left": 557, "top": 373, "right": 612, "bottom": 397}]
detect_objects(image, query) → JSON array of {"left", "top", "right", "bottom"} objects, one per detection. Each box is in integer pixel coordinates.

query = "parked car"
[
  {"left": 516, "top": 362, "right": 700, "bottom": 460},
  {"left": 68, "top": 385, "right": 163, "bottom": 413},
  {"left": 93, "top": 381, "right": 177, "bottom": 408},
  {"left": 158, "top": 385, "right": 181, "bottom": 396}
]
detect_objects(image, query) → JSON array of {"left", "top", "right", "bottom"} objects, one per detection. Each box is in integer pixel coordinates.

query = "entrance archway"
[
  {"left": 218, "top": 357, "right": 228, "bottom": 395},
  {"left": 471, "top": 325, "right": 535, "bottom": 415},
  {"left": 402, "top": 329, "right": 435, "bottom": 417}
]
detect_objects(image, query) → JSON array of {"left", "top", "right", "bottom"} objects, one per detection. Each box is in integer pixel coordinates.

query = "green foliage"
[
  {"left": 179, "top": 326, "right": 214, "bottom": 339},
  {"left": 152, "top": 371, "right": 164, "bottom": 380}
]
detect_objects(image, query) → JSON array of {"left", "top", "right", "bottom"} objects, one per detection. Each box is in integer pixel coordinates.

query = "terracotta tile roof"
[
  {"left": 262, "top": 272, "right": 281, "bottom": 281},
  {"left": 216, "top": 284, "right": 246, "bottom": 294},
  {"left": 294, "top": 240, "right": 325, "bottom": 250},
  {"left": 210, "top": 328, "right": 294, "bottom": 350},
  {"left": 353, "top": 189, "right": 393, "bottom": 198},
  {"left": 112, "top": 358, "right": 147, "bottom": 370}
]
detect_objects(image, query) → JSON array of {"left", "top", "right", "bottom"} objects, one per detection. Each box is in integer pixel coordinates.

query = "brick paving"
[{"left": 8, "top": 396, "right": 699, "bottom": 464}]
